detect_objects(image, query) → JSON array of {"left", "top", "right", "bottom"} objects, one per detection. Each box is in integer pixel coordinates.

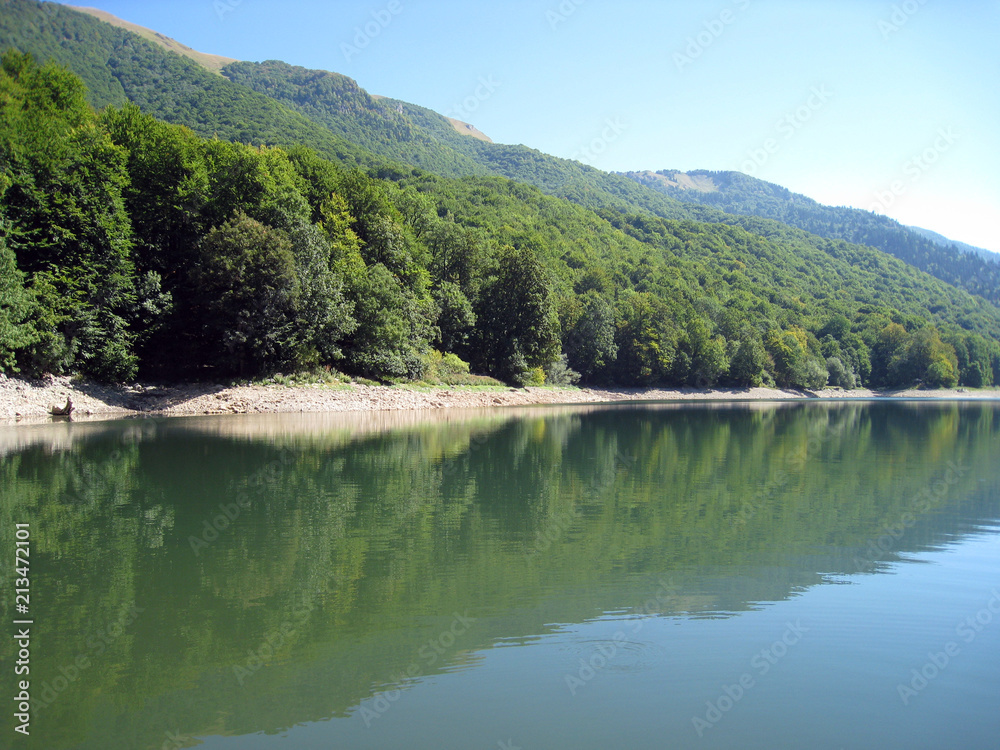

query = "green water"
[{"left": 2, "top": 400, "right": 999, "bottom": 749}]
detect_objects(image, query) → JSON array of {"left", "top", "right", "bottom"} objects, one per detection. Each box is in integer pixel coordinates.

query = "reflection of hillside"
[
  {"left": 1, "top": 402, "right": 998, "bottom": 748},
  {"left": 0, "top": 399, "right": 812, "bottom": 454}
]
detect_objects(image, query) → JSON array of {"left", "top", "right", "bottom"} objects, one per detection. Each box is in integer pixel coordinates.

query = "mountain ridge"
[
  {"left": 623, "top": 168, "right": 1000, "bottom": 305},
  {"left": 68, "top": 4, "right": 238, "bottom": 73},
  {"left": 907, "top": 224, "right": 996, "bottom": 259}
]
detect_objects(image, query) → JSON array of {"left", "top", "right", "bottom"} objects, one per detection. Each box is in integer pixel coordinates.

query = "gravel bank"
[{"left": 2, "top": 373, "right": 997, "bottom": 425}]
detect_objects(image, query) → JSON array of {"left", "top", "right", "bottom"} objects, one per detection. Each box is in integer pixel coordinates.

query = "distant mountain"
[
  {"left": 906, "top": 225, "right": 997, "bottom": 260},
  {"left": 623, "top": 169, "right": 1000, "bottom": 305}
]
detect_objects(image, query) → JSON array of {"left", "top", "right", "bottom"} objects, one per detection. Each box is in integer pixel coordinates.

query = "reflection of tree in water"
[{"left": 1, "top": 402, "right": 998, "bottom": 748}]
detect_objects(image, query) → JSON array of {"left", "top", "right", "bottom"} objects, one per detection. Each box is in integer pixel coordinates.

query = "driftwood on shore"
[{"left": 50, "top": 396, "right": 74, "bottom": 417}]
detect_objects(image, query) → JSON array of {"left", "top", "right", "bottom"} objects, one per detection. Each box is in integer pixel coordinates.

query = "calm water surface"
[{"left": 1, "top": 400, "right": 999, "bottom": 749}]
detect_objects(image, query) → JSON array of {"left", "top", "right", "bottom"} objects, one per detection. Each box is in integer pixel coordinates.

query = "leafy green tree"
[
  {"left": 101, "top": 103, "right": 210, "bottom": 276},
  {"left": 286, "top": 221, "right": 356, "bottom": 365},
  {"left": 1, "top": 50, "right": 137, "bottom": 379},
  {"left": 794, "top": 357, "right": 829, "bottom": 389},
  {"left": 946, "top": 332, "right": 993, "bottom": 388},
  {"left": 426, "top": 217, "right": 487, "bottom": 299},
  {"left": 192, "top": 212, "right": 301, "bottom": 376},
  {"left": 766, "top": 328, "right": 806, "bottom": 388},
  {"left": 473, "top": 245, "right": 560, "bottom": 384},
  {"left": 340, "top": 263, "right": 434, "bottom": 379},
  {"left": 729, "top": 337, "right": 766, "bottom": 387},
  {"left": 563, "top": 291, "right": 618, "bottom": 382},
  {"left": 764, "top": 327, "right": 827, "bottom": 389},
  {"left": 611, "top": 292, "right": 678, "bottom": 386},
  {"left": 433, "top": 280, "right": 476, "bottom": 354},
  {"left": 0, "top": 227, "right": 36, "bottom": 371},
  {"left": 818, "top": 314, "right": 852, "bottom": 342},
  {"left": 869, "top": 323, "right": 910, "bottom": 387},
  {"left": 825, "top": 356, "right": 856, "bottom": 389},
  {"left": 675, "top": 316, "right": 728, "bottom": 387},
  {"left": 315, "top": 189, "right": 437, "bottom": 379},
  {"left": 896, "top": 327, "right": 958, "bottom": 388},
  {"left": 544, "top": 354, "right": 581, "bottom": 386}
]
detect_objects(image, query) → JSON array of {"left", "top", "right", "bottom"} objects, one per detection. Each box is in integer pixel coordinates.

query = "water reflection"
[{"left": 1, "top": 401, "right": 998, "bottom": 749}]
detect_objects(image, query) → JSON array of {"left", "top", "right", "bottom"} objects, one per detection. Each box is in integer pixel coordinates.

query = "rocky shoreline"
[{"left": 1, "top": 373, "right": 997, "bottom": 425}]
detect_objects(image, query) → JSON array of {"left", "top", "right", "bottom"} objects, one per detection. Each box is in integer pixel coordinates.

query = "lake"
[{"left": 2, "top": 400, "right": 999, "bottom": 749}]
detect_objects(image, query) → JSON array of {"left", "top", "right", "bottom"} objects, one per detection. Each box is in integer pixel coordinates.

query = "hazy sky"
[{"left": 56, "top": 0, "right": 1000, "bottom": 251}]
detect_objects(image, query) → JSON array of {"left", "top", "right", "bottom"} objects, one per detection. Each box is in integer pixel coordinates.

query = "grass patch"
[{"left": 253, "top": 367, "right": 349, "bottom": 387}]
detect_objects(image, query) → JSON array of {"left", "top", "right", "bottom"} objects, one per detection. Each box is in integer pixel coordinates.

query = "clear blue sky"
[{"left": 59, "top": 0, "right": 1000, "bottom": 252}]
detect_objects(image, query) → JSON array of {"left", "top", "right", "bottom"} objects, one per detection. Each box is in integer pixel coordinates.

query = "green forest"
[
  {"left": 628, "top": 168, "right": 1000, "bottom": 305},
  {"left": 3, "top": 48, "right": 1000, "bottom": 389}
]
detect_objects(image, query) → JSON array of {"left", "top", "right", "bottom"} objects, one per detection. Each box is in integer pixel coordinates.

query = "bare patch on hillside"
[{"left": 69, "top": 6, "right": 238, "bottom": 73}]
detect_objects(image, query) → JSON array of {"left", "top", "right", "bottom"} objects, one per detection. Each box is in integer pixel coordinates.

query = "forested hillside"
[
  {"left": 908, "top": 224, "right": 997, "bottom": 261},
  {"left": 9, "top": 0, "right": 993, "bottom": 317},
  {"left": 625, "top": 169, "right": 1000, "bottom": 305},
  {"left": 3, "top": 51, "right": 1000, "bottom": 391},
  {"left": 221, "top": 60, "right": 492, "bottom": 178},
  {"left": 0, "top": 0, "right": 375, "bottom": 166}
]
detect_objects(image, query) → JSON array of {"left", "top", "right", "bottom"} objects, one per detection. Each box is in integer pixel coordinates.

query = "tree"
[
  {"left": 0, "top": 228, "right": 36, "bottom": 371},
  {"left": 563, "top": 291, "right": 617, "bottom": 382},
  {"left": 339, "top": 263, "right": 434, "bottom": 379},
  {"left": 766, "top": 328, "right": 806, "bottom": 388},
  {"left": 946, "top": 332, "right": 992, "bottom": 388},
  {"left": 900, "top": 327, "right": 958, "bottom": 388},
  {"left": 101, "top": 103, "right": 210, "bottom": 278},
  {"left": 473, "top": 245, "right": 560, "bottom": 384},
  {"left": 826, "top": 356, "right": 856, "bottom": 389},
  {"left": 611, "top": 292, "right": 678, "bottom": 386},
  {"left": 729, "top": 338, "right": 766, "bottom": 387},
  {"left": 433, "top": 281, "right": 476, "bottom": 354},
  {"left": 1, "top": 51, "right": 138, "bottom": 380},
  {"left": 869, "top": 323, "right": 910, "bottom": 387},
  {"left": 676, "top": 316, "right": 728, "bottom": 387},
  {"left": 286, "top": 221, "right": 356, "bottom": 365},
  {"left": 818, "top": 314, "right": 852, "bottom": 342},
  {"left": 192, "top": 212, "right": 301, "bottom": 376}
]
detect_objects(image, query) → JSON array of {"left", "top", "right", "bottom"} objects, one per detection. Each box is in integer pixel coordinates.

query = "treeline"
[{"left": 2, "top": 52, "right": 1000, "bottom": 388}]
